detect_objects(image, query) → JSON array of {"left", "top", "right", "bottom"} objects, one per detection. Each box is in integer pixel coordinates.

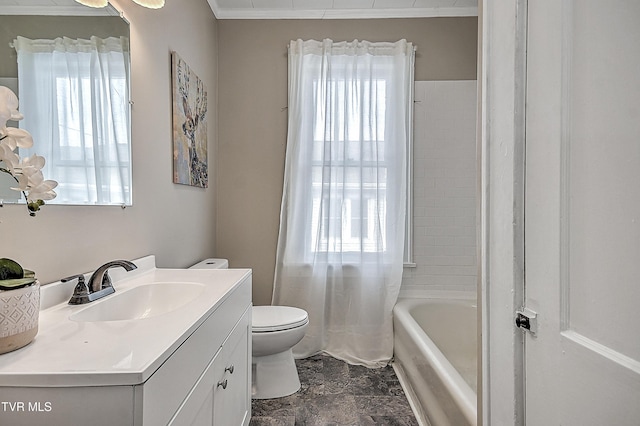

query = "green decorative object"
[
  {"left": 0, "top": 258, "right": 36, "bottom": 290},
  {"left": 0, "top": 258, "right": 40, "bottom": 354}
]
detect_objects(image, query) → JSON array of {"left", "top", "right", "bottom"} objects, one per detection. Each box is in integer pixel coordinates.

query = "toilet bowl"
[
  {"left": 189, "top": 259, "right": 309, "bottom": 400},
  {"left": 252, "top": 305, "right": 308, "bottom": 399}
]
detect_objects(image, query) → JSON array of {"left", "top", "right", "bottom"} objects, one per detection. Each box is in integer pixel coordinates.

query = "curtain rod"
[{"left": 287, "top": 41, "right": 417, "bottom": 52}]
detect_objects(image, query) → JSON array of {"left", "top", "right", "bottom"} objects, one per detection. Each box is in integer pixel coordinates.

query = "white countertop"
[{"left": 0, "top": 256, "right": 252, "bottom": 388}]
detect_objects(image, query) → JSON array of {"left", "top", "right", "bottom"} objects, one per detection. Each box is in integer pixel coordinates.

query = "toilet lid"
[{"left": 252, "top": 306, "right": 309, "bottom": 333}]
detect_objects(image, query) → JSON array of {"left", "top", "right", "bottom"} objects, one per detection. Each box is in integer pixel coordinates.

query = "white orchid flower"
[
  {"left": 11, "top": 154, "right": 46, "bottom": 190},
  {"left": 0, "top": 142, "right": 20, "bottom": 171},
  {"left": 12, "top": 164, "right": 57, "bottom": 202},
  {"left": 12, "top": 162, "right": 42, "bottom": 189},
  {"left": 0, "top": 87, "right": 34, "bottom": 171},
  {"left": 0, "top": 87, "right": 24, "bottom": 120},
  {"left": 26, "top": 182, "right": 58, "bottom": 202},
  {"left": 0, "top": 107, "right": 10, "bottom": 130},
  {"left": 0, "top": 127, "right": 34, "bottom": 150},
  {"left": 24, "top": 176, "right": 58, "bottom": 202},
  {"left": 20, "top": 153, "right": 46, "bottom": 171},
  {"left": 0, "top": 87, "right": 24, "bottom": 129}
]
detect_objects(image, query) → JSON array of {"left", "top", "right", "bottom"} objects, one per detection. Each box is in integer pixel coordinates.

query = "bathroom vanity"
[{"left": 0, "top": 256, "right": 252, "bottom": 426}]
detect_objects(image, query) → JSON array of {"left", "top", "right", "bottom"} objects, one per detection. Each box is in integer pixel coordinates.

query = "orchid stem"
[{"left": 0, "top": 167, "right": 34, "bottom": 216}]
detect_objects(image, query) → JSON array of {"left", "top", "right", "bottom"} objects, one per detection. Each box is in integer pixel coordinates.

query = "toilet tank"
[{"left": 189, "top": 258, "right": 229, "bottom": 270}]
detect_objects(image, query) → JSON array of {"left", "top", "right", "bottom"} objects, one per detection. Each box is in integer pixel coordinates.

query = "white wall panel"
[{"left": 401, "top": 80, "right": 477, "bottom": 297}]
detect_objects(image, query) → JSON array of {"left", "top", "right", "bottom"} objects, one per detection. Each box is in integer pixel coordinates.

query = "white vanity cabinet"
[
  {"left": 139, "top": 275, "right": 252, "bottom": 426},
  {"left": 0, "top": 261, "right": 252, "bottom": 426}
]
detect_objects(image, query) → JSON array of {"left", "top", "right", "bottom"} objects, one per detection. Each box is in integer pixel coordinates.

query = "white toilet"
[{"left": 189, "top": 259, "right": 309, "bottom": 400}]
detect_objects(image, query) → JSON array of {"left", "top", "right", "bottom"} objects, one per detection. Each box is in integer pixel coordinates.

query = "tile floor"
[{"left": 250, "top": 354, "right": 419, "bottom": 426}]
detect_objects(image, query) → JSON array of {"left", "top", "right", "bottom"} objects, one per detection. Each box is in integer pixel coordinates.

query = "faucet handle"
[
  {"left": 99, "top": 271, "right": 113, "bottom": 290},
  {"left": 62, "top": 274, "right": 86, "bottom": 283},
  {"left": 63, "top": 274, "right": 91, "bottom": 305}
]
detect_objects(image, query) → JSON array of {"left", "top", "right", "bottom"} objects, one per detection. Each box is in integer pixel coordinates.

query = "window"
[
  {"left": 275, "top": 39, "right": 414, "bottom": 266},
  {"left": 309, "top": 78, "right": 394, "bottom": 254}
]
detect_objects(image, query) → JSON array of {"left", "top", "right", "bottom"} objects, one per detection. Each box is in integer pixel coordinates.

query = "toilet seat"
[{"left": 252, "top": 306, "right": 308, "bottom": 333}]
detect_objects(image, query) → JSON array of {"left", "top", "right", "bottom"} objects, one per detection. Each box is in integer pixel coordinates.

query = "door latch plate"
[{"left": 515, "top": 308, "right": 538, "bottom": 335}]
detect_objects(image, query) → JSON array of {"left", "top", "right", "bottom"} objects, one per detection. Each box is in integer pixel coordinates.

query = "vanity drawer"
[
  {"left": 168, "top": 306, "right": 251, "bottom": 426},
  {"left": 137, "top": 275, "right": 251, "bottom": 426},
  {"left": 212, "top": 307, "right": 251, "bottom": 426}
]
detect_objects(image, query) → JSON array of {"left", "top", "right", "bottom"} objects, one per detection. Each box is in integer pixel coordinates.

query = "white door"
[{"left": 524, "top": 0, "right": 640, "bottom": 424}]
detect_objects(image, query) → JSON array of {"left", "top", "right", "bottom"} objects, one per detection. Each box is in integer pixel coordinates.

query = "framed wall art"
[{"left": 171, "top": 51, "right": 208, "bottom": 188}]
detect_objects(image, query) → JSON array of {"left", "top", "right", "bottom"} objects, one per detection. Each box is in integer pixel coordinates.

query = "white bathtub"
[{"left": 393, "top": 298, "right": 477, "bottom": 426}]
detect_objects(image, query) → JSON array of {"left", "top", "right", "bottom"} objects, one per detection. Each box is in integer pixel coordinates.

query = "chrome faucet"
[{"left": 64, "top": 260, "right": 137, "bottom": 305}]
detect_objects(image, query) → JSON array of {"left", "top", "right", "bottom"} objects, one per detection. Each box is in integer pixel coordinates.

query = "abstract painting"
[{"left": 172, "top": 51, "right": 208, "bottom": 188}]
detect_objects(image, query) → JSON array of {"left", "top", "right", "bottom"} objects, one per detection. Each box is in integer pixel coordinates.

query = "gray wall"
[
  {"left": 1, "top": 0, "right": 218, "bottom": 284},
  {"left": 217, "top": 18, "right": 478, "bottom": 305}
]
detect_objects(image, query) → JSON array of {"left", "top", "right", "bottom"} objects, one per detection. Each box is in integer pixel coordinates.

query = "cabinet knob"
[
  {"left": 225, "top": 365, "right": 235, "bottom": 374},
  {"left": 217, "top": 379, "right": 228, "bottom": 390}
]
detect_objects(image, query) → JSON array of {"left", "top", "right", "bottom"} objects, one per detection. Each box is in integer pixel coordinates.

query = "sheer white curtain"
[
  {"left": 273, "top": 39, "right": 415, "bottom": 367},
  {"left": 14, "top": 35, "right": 131, "bottom": 205}
]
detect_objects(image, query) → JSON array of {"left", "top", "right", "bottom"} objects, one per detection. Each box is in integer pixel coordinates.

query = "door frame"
[{"left": 478, "top": 0, "right": 528, "bottom": 424}]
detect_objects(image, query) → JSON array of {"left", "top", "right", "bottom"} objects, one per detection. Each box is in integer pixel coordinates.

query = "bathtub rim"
[{"left": 393, "top": 296, "right": 478, "bottom": 426}]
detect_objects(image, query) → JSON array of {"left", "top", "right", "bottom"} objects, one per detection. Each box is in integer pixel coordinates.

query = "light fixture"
[
  {"left": 74, "top": 0, "right": 108, "bottom": 8},
  {"left": 74, "top": 0, "right": 165, "bottom": 9},
  {"left": 132, "top": 0, "right": 165, "bottom": 8}
]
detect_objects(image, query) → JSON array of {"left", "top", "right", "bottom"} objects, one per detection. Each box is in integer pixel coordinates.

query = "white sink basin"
[{"left": 70, "top": 282, "right": 205, "bottom": 322}]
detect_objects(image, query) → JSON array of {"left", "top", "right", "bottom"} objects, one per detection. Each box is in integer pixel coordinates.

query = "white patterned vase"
[{"left": 0, "top": 281, "right": 40, "bottom": 355}]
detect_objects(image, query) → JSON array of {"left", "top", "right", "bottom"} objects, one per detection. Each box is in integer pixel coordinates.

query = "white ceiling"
[
  {"left": 0, "top": 0, "right": 478, "bottom": 19},
  {"left": 208, "top": 0, "right": 477, "bottom": 19}
]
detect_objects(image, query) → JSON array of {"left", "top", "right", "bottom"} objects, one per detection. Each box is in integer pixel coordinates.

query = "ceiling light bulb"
[
  {"left": 74, "top": 0, "right": 108, "bottom": 7},
  {"left": 132, "top": 0, "right": 165, "bottom": 8}
]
